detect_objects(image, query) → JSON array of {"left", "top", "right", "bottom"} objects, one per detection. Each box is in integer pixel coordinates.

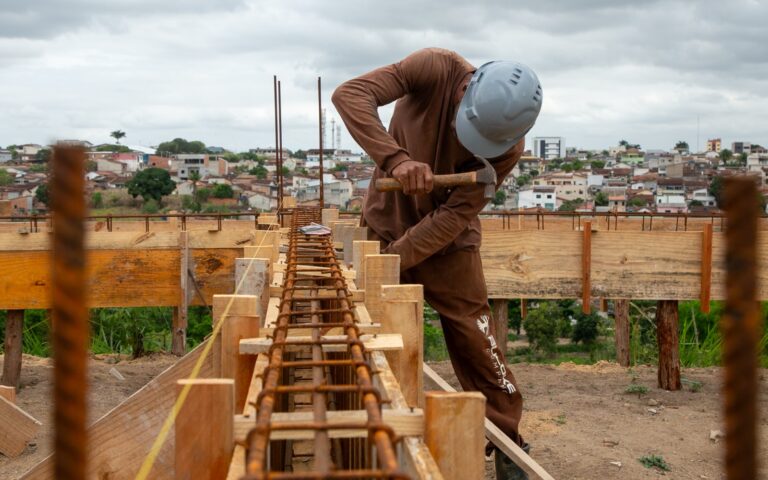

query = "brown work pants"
[{"left": 401, "top": 247, "right": 525, "bottom": 448}]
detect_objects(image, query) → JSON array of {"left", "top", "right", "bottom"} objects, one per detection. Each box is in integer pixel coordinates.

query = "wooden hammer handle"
[{"left": 375, "top": 172, "right": 477, "bottom": 192}]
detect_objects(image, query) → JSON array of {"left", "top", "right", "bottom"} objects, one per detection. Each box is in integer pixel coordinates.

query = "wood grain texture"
[
  {"left": 614, "top": 299, "right": 631, "bottom": 367},
  {"left": 382, "top": 285, "right": 424, "bottom": 408},
  {"left": 656, "top": 300, "right": 681, "bottom": 391},
  {"left": 425, "top": 392, "right": 485, "bottom": 480},
  {"left": 1, "top": 310, "right": 23, "bottom": 388},
  {"left": 21, "top": 341, "right": 215, "bottom": 480},
  {"left": 0, "top": 395, "right": 41, "bottom": 457}
]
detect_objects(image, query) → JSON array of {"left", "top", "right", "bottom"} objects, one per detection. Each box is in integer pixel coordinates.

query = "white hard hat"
[{"left": 456, "top": 61, "right": 543, "bottom": 158}]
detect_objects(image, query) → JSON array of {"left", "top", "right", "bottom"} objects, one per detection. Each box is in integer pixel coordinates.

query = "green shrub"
[
  {"left": 639, "top": 455, "right": 670, "bottom": 472},
  {"left": 142, "top": 198, "right": 159, "bottom": 214},
  {"left": 523, "top": 301, "right": 561, "bottom": 355},
  {"left": 572, "top": 311, "right": 601, "bottom": 345}
]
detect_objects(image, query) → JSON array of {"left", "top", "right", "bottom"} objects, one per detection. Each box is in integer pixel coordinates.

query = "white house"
[{"left": 518, "top": 186, "right": 556, "bottom": 210}]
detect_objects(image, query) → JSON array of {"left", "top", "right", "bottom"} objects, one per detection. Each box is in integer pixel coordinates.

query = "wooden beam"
[
  {"left": 382, "top": 285, "right": 424, "bottom": 408},
  {"left": 363, "top": 254, "right": 400, "bottom": 324},
  {"left": 212, "top": 295, "right": 259, "bottom": 378},
  {"left": 233, "top": 409, "right": 423, "bottom": 442},
  {"left": 239, "top": 333, "right": 403, "bottom": 355},
  {"left": 0, "top": 385, "right": 16, "bottom": 403},
  {"left": 701, "top": 223, "right": 713, "bottom": 313},
  {"left": 582, "top": 221, "right": 591, "bottom": 314},
  {"left": 342, "top": 227, "right": 368, "bottom": 266},
  {"left": 172, "top": 232, "right": 189, "bottom": 356},
  {"left": 656, "top": 300, "right": 681, "bottom": 390},
  {"left": 226, "top": 354, "right": 268, "bottom": 480},
  {"left": 425, "top": 392, "right": 485, "bottom": 480},
  {"left": 614, "top": 299, "right": 630, "bottom": 367},
  {"left": 175, "top": 379, "right": 234, "bottom": 480},
  {"left": 220, "top": 315, "right": 260, "bottom": 412},
  {"left": 1, "top": 309, "right": 23, "bottom": 388},
  {"left": 351, "top": 240, "right": 380, "bottom": 290},
  {"left": 491, "top": 299, "right": 509, "bottom": 354},
  {"left": 235, "top": 258, "right": 270, "bottom": 320},
  {"left": 0, "top": 395, "right": 40, "bottom": 457},
  {"left": 423, "top": 363, "right": 555, "bottom": 480}
]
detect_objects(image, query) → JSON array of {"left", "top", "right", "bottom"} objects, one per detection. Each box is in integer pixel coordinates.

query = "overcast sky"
[{"left": 1, "top": 0, "right": 766, "bottom": 153}]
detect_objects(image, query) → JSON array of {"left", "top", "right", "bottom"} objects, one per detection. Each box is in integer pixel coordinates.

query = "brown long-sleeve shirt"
[{"left": 332, "top": 48, "right": 523, "bottom": 271}]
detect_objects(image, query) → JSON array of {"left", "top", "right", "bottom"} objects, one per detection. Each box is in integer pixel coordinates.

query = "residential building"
[
  {"left": 706, "top": 138, "right": 722, "bottom": 153},
  {"left": 96, "top": 158, "right": 127, "bottom": 173},
  {"left": 732, "top": 142, "right": 752, "bottom": 155},
  {"left": 690, "top": 188, "right": 716, "bottom": 207},
  {"left": 517, "top": 186, "right": 556, "bottom": 210},
  {"left": 532, "top": 172, "right": 587, "bottom": 202},
  {"left": 747, "top": 153, "right": 768, "bottom": 173},
  {"left": 656, "top": 194, "right": 687, "bottom": 213},
  {"left": 0, "top": 150, "right": 12, "bottom": 163},
  {"left": 248, "top": 147, "right": 291, "bottom": 159},
  {"left": 657, "top": 177, "right": 685, "bottom": 196},
  {"left": 532, "top": 137, "right": 565, "bottom": 161}
]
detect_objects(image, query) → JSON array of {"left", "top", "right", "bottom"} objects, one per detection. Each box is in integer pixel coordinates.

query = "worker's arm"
[
  {"left": 383, "top": 141, "right": 524, "bottom": 271},
  {"left": 331, "top": 49, "right": 444, "bottom": 176}
]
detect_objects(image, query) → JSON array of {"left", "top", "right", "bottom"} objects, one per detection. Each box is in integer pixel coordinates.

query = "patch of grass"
[
  {"left": 682, "top": 377, "right": 703, "bottom": 393},
  {"left": 639, "top": 454, "right": 670, "bottom": 472},
  {"left": 553, "top": 414, "right": 567, "bottom": 425},
  {"left": 507, "top": 339, "right": 615, "bottom": 365},
  {"left": 624, "top": 384, "right": 649, "bottom": 397}
]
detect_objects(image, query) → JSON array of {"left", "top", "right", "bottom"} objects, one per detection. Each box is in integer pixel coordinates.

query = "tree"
[
  {"left": 619, "top": 139, "right": 629, "bottom": 147},
  {"left": 110, "top": 130, "right": 126, "bottom": 144},
  {"left": 628, "top": 197, "right": 647, "bottom": 208},
  {"left": 674, "top": 141, "right": 689, "bottom": 153},
  {"left": 91, "top": 191, "right": 103, "bottom": 209},
  {"left": 590, "top": 160, "right": 605, "bottom": 169},
  {"left": 86, "top": 160, "right": 98, "bottom": 172},
  {"left": 709, "top": 176, "right": 724, "bottom": 207},
  {"left": 594, "top": 191, "right": 609, "bottom": 206},
  {"left": 293, "top": 149, "right": 307, "bottom": 160},
  {"left": 35, "top": 184, "right": 49, "bottom": 206},
  {"left": 126, "top": 168, "right": 176, "bottom": 203},
  {"left": 0, "top": 169, "right": 12, "bottom": 186},
  {"left": 739, "top": 152, "right": 749, "bottom": 165},
  {"left": 212, "top": 183, "right": 234, "bottom": 199},
  {"left": 156, "top": 138, "right": 207, "bottom": 155},
  {"left": 516, "top": 175, "right": 531, "bottom": 187},
  {"left": 35, "top": 148, "right": 51, "bottom": 163},
  {"left": 333, "top": 164, "right": 348, "bottom": 172},
  {"left": 558, "top": 198, "right": 584, "bottom": 212},
  {"left": 249, "top": 165, "right": 268, "bottom": 179},
  {"left": 689, "top": 199, "right": 703, "bottom": 207},
  {"left": 492, "top": 190, "right": 507, "bottom": 206},
  {"left": 529, "top": 169, "right": 539, "bottom": 177},
  {"left": 719, "top": 148, "right": 733, "bottom": 163},
  {"left": 523, "top": 302, "right": 562, "bottom": 355},
  {"left": 96, "top": 144, "right": 131, "bottom": 153}
]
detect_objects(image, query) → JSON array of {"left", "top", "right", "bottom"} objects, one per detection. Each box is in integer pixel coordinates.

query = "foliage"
[
  {"left": 492, "top": 190, "right": 507, "bottom": 206},
  {"left": 141, "top": 198, "right": 160, "bottom": 214},
  {"left": 529, "top": 169, "right": 539, "bottom": 177},
  {"left": 739, "top": 152, "right": 748, "bottom": 164},
  {"left": 29, "top": 163, "right": 47, "bottom": 173},
  {"left": 156, "top": 138, "right": 207, "bottom": 155},
  {"left": 281, "top": 166, "right": 290, "bottom": 176},
  {"left": 35, "top": 183, "right": 49, "bottom": 206},
  {"left": 91, "top": 191, "right": 104, "bottom": 209},
  {"left": 523, "top": 301, "right": 561, "bottom": 355},
  {"left": 628, "top": 196, "right": 647, "bottom": 208},
  {"left": 590, "top": 160, "right": 605, "bottom": 169},
  {"left": 110, "top": 130, "right": 126, "bottom": 144},
  {"left": 689, "top": 199, "right": 703, "bottom": 207},
  {"left": 0, "top": 168, "right": 12, "bottom": 186},
  {"left": 674, "top": 140, "right": 689, "bottom": 152},
  {"left": 558, "top": 198, "right": 583, "bottom": 212},
  {"left": 571, "top": 311, "right": 601, "bottom": 345},
  {"left": 708, "top": 176, "right": 723, "bottom": 206},
  {"left": 249, "top": 165, "right": 268, "bottom": 178},
  {"left": 333, "top": 164, "right": 348, "bottom": 172},
  {"left": 181, "top": 195, "right": 197, "bottom": 211},
  {"left": 516, "top": 174, "right": 531, "bottom": 187},
  {"left": 639, "top": 455, "right": 670, "bottom": 472},
  {"left": 195, "top": 187, "right": 211, "bottom": 204},
  {"left": 35, "top": 149, "right": 51, "bottom": 163},
  {"left": 212, "top": 183, "right": 234, "bottom": 199},
  {"left": 624, "top": 384, "right": 649, "bottom": 396},
  {"left": 86, "top": 160, "right": 98, "bottom": 172},
  {"left": 594, "top": 191, "right": 608, "bottom": 206},
  {"left": 293, "top": 149, "right": 307, "bottom": 160},
  {"left": 127, "top": 167, "right": 176, "bottom": 202},
  {"left": 423, "top": 304, "right": 449, "bottom": 361},
  {"left": 719, "top": 148, "right": 733, "bottom": 163},
  {"left": 95, "top": 144, "right": 131, "bottom": 153}
]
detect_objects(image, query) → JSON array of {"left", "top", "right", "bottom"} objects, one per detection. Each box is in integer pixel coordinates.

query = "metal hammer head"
[{"left": 474, "top": 155, "right": 497, "bottom": 199}]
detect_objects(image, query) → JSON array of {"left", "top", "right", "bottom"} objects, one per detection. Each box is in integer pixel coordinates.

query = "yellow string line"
[{"left": 135, "top": 222, "right": 280, "bottom": 480}]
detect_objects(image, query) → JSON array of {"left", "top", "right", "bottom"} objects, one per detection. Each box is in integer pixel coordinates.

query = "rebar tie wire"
[{"left": 244, "top": 208, "right": 407, "bottom": 479}]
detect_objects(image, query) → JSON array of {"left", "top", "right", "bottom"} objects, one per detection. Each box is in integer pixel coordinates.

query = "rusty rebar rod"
[
  {"left": 318, "top": 76, "right": 325, "bottom": 208},
  {"left": 721, "top": 178, "right": 761, "bottom": 480},
  {"left": 51, "top": 144, "right": 89, "bottom": 480}
]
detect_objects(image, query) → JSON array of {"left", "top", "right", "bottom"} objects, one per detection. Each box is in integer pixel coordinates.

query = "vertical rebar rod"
[
  {"left": 51, "top": 145, "right": 88, "bottom": 480},
  {"left": 273, "top": 75, "right": 281, "bottom": 212},
  {"left": 278, "top": 80, "right": 284, "bottom": 211},
  {"left": 318, "top": 76, "right": 324, "bottom": 208},
  {"left": 722, "top": 178, "right": 761, "bottom": 480},
  {"left": 310, "top": 296, "right": 332, "bottom": 473}
]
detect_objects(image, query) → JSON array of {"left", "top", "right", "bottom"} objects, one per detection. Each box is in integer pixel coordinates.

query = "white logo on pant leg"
[{"left": 476, "top": 314, "right": 517, "bottom": 395}]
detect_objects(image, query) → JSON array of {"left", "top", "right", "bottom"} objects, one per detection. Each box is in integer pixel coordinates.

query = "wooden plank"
[
  {"left": 423, "top": 363, "right": 556, "bottom": 480},
  {"left": 235, "top": 258, "right": 270, "bottom": 320},
  {"left": 175, "top": 379, "right": 234, "bottom": 480},
  {"left": 352, "top": 240, "right": 380, "bottom": 290},
  {"left": 656, "top": 300, "right": 681, "bottom": 390},
  {"left": 233, "top": 409, "right": 423, "bottom": 442},
  {"left": 321, "top": 208, "right": 339, "bottom": 226},
  {"left": 701, "top": 223, "right": 713, "bottom": 313},
  {"left": 363, "top": 255, "right": 400, "bottom": 324},
  {"left": 172, "top": 232, "right": 189, "bottom": 356},
  {"left": 425, "top": 392, "right": 485, "bottom": 480},
  {"left": 0, "top": 385, "right": 16, "bottom": 403},
  {"left": 263, "top": 297, "right": 281, "bottom": 328},
  {"left": 382, "top": 285, "right": 424, "bottom": 408},
  {"left": 21, "top": 341, "right": 216, "bottom": 479},
  {"left": 582, "top": 222, "right": 592, "bottom": 314},
  {"left": 221, "top": 315, "right": 260, "bottom": 412},
  {"left": 1, "top": 309, "right": 23, "bottom": 388},
  {"left": 0, "top": 395, "right": 41, "bottom": 457},
  {"left": 226, "top": 354, "right": 268, "bottom": 480},
  {"left": 212, "top": 295, "right": 259, "bottom": 378},
  {"left": 239, "top": 333, "right": 403, "bottom": 355}
]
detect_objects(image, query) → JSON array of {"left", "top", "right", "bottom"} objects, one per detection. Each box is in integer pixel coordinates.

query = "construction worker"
[{"left": 333, "top": 48, "right": 542, "bottom": 480}]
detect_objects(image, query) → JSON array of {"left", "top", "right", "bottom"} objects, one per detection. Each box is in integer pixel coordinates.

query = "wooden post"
[
  {"left": 172, "top": 232, "right": 189, "bottom": 356},
  {"left": 342, "top": 226, "right": 367, "bottom": 266},
  {"left": 351, "top": 240, "right": 380, "bottom": 290},
  {"left": 491, "top": 300, "right": 509, "bottom": 354},
  {"left": 212, "top": 295, "right": 259, "bottom": 378},
  {"left": 363, "top": 255, "right": 400, "bottom": 324},
  {"left": 382, "top": 285, "right": 424, "bottom": 408},
  {"left": 235, "top": 258, "right": 270, "bottom": 321},
  {"left": 656, "top": 300, "right": 681, "bottom": 390},
  {"left": 1, "top": 310, "right": 23, "bottom": 388},
  {"left": 614, "top": 299, "right": 630, "bottom": 367},
  {"left": 425, "top": 392, "right": 486, "bottom": 480},
  {"left": 700, "top": 223, "right": 713, "bottom": 313},
  {"left": 221, "top": 315, "right": 260, "bottom": 412},
  {"left": 582, "top": 221, "right": 592, "bottom": 314},
  {"left": 175, "top": 379, "right": 234, "bottom": 480}
]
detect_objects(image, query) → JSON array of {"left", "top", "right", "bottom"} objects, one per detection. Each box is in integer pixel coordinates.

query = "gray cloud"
[{"left": 0, "top": 0, "right": 766, "bottom": 152}]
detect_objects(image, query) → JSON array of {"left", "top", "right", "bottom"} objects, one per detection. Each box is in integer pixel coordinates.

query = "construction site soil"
[{"left": 1, "top": 354, "right": 766, "bottom": 479}]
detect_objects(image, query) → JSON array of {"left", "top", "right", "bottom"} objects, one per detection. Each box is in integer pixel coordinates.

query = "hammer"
[{"left": 375, "top": 155, "right": 498, "bottom": 199}]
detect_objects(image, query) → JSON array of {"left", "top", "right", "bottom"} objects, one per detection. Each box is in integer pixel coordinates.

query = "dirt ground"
[
  {"left": 427, "top": 360, "right": 768, "bottom": 480},
  {"left": 1, "top": 354, "right": 766, "bottom": 479},
  {"left": 0, "top": 352, "right": 177, "bottom": 479}
]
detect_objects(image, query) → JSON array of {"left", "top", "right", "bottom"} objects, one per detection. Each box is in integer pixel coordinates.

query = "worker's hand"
[{"left": 391, "top": 160, "right": 434, "bottom": 195}]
